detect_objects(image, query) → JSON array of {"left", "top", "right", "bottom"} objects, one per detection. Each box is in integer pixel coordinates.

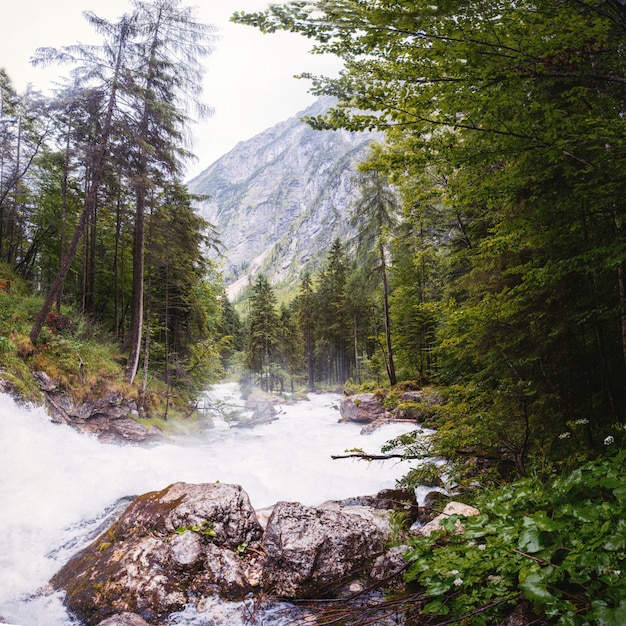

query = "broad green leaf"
[
  {"left": 603, "top": 534, "right": 625, "bottom": 551},
  {"left": 518, "top": 528, "right": 542, "bottom": 553},
  {"left": 591, "top": 600, "right": 626, "bottom": 626},
  {"left": 612, "top": 486, "right": 626, "bottom": 503},
  {"left": 520, "top": 571, "right": 555, "bottom": 605}
]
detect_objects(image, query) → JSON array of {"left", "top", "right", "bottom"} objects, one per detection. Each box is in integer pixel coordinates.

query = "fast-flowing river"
[{"left": 0, "top": 383, "right": 419, "bottom": 625}]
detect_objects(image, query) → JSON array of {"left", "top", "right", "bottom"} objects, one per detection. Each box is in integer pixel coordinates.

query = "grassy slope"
[{"left": 0, "top": 263, "right": 196, "bottom": 430}]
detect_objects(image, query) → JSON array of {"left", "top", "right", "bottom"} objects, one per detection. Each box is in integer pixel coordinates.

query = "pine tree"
[
  {"left": 245, "top": 274, "right": 280, "bottom": 391},
  {"left": 124, "top": 0, "right": 214, "bottom": 383},
  {"left": 297, "top": 271, "right": 316, "bottom": 390},
  {"left": 29, "top": 11, "right": 136, "bottom": 344},
  {"left": 351, "top": 170, "right": 399, "bottom": 386}
]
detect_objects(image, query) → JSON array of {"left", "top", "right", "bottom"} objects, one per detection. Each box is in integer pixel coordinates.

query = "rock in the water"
[
  {"left": 50, "top": 482, "right": 263, "bottom": 625},
  {"left": 261, "top": 500, "right": 386, "bottom": 598},
  {"left": 33, "top": 371, "right": 162, "bottom": 444},
  {"left": 339, "top": 393, "right": 389, "bottom": 423},
  {"left": 50, "top": 483, "right": 415, "bottom": 624}
]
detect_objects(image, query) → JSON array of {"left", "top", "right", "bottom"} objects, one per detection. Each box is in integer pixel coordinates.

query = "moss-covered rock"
[{"left": 51, "top": 482, "right": 264, "bottom": 625}]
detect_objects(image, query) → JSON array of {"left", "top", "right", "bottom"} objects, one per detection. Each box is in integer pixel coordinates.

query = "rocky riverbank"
[{"left": 47, "top": 481, "right": 429, "bottom": 625}]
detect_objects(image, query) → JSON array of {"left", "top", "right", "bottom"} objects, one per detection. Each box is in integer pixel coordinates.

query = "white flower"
[
  {"left": 559, "top": 432, "right": 571, "bottom": 439},
  {"left": 604, "top": 435, "right": 615, "bottom": 445},
  {"left": 453, "top": 578, "right": 463, "bottom": 586},
  {"left": 449, "top": 569, "right": 459, "bottom": 576},
  {"left": 478, "top": 544, "right": 486, "bottom": 551}
]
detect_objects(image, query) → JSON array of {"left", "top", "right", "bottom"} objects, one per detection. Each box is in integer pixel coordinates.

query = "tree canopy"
[{"left": 234, "top": 0, "right": 626, "bottom": 470}]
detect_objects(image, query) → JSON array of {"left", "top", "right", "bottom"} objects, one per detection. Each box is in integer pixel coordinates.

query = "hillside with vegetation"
[
  {"left": 231, "top": 0, "right": 626, "bottom": 467},
  {"left": 229, "top": 1, "right": 626, "bottom": 622}
]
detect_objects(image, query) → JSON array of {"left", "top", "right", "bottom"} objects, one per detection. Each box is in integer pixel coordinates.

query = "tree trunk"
[
  {"left": 353, "top": 314, "right": 361, "bottom": 384},
  {"left": 380, "top": 242, "right": 397, "bottom": 386},
  {"left": 56, "top": 115, "right": 72, "bottom": 312},
  {"left": 29, "top": 20, "right": 130, "bottom": 344},
  {"left": 30, "top": 198, "right": 92, "bottom": 343},
  {"left": 125, "top": 184, "right": 145, "bottom": 383},
  {"left": 126, "top": 13, "right": 162, "bottom": 384},
  {"left": 306, "top": 324, "right": 315, "bottom": 391}
]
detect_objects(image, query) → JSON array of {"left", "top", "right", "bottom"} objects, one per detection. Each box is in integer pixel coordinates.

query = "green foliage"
[
  {"left": 174, "top": 520, "right": 217, "bottom": 540},
  {"left": 235, "top": 0, "right": 626, "bottom": 474},
  {"left": 403, "top": 450, "right": 626, "bottom": 625}
]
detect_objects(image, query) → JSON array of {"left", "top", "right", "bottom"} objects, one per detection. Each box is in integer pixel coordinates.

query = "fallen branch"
[{"left": 331, "top": 452, "right": 408, "bottom": 460}]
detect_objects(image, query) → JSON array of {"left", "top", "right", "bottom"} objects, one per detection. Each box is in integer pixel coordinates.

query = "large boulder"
[
  {"left": 50, "top": 483, "right": 416, "bottom": 624},
  {"left": 261, "top": 500, "right": 386, "bottom": 598},
  {"left": 340, "top": 388, "right": 444, "bottom": 429},
  {"left": 394, "top": 388, "right": 444, "bottom": 423},
  {"left": 339, "top": 393, "right": 389, "bottom": 423},
  {"left": 230, "top": 387, "right": 281, "bottom": 427},
  {"left": 50, "top": 482, "right": 264, "bottom": 625}
]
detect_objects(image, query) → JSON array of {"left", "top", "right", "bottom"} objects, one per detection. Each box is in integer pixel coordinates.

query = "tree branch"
[{"left": 331, "top": 452, "right": 408, "bottom": 460}]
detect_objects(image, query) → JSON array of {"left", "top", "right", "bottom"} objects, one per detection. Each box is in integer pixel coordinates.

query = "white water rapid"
[{"left": 0, "top": 383, "right": 421, "bottom": 625}]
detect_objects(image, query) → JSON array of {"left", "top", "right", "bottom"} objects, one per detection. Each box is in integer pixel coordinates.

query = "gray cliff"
[{"left": 187, "top": 97, "right": 382, "bottom": 299}]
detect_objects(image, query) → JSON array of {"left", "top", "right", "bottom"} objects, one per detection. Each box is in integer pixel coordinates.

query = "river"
[{"left": 0, "top": 382, "right": 421, "bottom": 625}]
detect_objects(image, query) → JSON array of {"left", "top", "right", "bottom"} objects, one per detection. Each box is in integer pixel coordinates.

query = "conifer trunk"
[{"left": 29, "top": 20, "right": 131, "bottom": 344}]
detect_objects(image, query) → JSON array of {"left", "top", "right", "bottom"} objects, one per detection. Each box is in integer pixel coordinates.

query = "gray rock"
[
  {"left": 97, "top": 613, "right": 153, "bottom": 626},
  {"left": 50, "top": 482, "right": 263, "bottom": 625},
  {"left": 187, "top": 543, "right": 254, "bottom": 599},
  {"left": 113, "top": 482, "right": 263, "bottom": 550},
  {"left": 35, "top": 375, "right": 163, "bottom": 444},
  {"left": 369, "top": 545, "right": 409, "bottom": 584},
  {"left": 50, "top": 482, "right": 409, "bottom": 623},
  {"left": 261, "top": 500, "right": 386, "bottom": 598},
  {"left": 339, "top": 393, "right": 389, "bottom": 423},
  {"left": 411, "top": 501, "right": 480, "bottom": 537}
]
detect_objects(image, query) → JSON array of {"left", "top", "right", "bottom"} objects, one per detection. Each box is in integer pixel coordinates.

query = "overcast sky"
[{"left": 0, "top": 0, "right": 341, "bottom": 179}]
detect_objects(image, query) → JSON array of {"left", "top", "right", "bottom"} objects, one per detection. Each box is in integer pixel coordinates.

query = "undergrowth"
[
  {"left": 402, "top": 449, "right": 626, "bottom": 625},
  {"left": 0, "top": 263, "right": 201, "bottom": 424}
]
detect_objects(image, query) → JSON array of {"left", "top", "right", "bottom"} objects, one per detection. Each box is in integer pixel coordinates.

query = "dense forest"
[
  {"left": 0, "top": 0, "right": 228, "bottom": 406},
  {"left": 236, "top": 0, "right": 626, "bottom": 474},
  {"left": 2, "top": 0, "right": 626, "bottom": 470},
  {"left": 234, "top": 3, "right": 626, "bottom": 622}
]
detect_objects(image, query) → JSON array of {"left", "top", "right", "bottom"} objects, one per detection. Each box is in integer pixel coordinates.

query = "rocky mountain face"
[{"left": 187, "top": 98, "right": 382, "bottom": 300}]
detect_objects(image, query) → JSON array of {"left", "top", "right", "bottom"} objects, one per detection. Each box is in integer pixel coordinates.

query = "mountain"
[{"left": 187, "top": 97, "right": 382, "bottom": 300}]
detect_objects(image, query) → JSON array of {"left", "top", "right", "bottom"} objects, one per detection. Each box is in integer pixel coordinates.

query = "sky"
[{"left": 0, "top": 0, "right": 342, "bottom": 179}]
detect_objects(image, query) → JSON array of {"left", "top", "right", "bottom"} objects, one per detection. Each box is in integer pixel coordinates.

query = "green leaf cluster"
[
  {"left": 174, "top": 520, "right": 217, "bottom": 540},
  {"left": 404, "top": 450, "right": 626, "bottom": 624}
]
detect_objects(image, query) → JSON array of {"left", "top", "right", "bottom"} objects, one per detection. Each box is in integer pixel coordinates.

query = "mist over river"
[{"left": 0, "top": 383, "right": 419, "bottom": 625}]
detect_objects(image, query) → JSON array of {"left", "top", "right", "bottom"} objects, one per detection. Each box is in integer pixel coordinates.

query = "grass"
[{"left": 0, "top": 262, "right": 201, "bottom": 428}]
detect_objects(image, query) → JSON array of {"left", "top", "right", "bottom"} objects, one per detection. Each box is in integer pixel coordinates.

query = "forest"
[
  {"left": 1, "top": 0, "right": 626, "bottom": 621},
  {"left": 233, "top": 0, "right": 626, "bottom": 477},
  {"left": 235, "top": 3, "right": 626, "bottom": 622},
  {"left": 2, "top": 0, "right": 626, "bottom": 471}
]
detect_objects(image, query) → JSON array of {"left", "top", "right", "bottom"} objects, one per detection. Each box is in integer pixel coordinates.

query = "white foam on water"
[{"left": 0, "top": 383, "right": 423, "bottom": 624}]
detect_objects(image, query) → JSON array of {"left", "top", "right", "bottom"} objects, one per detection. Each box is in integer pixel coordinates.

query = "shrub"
[{"left": 403, "top": 449, "right": 626, "bottom": 625}]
